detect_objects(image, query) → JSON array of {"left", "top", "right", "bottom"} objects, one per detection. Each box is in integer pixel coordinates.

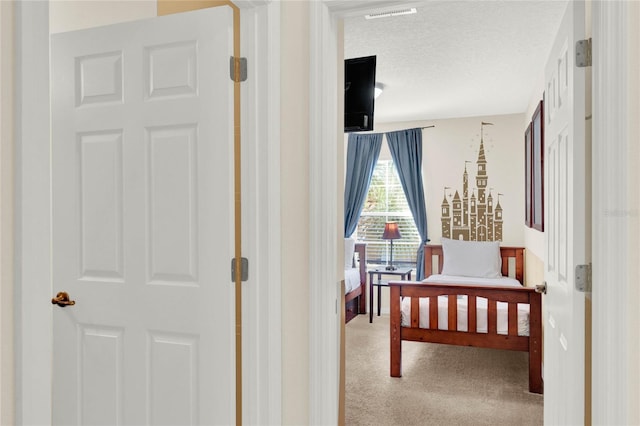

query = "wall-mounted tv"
[{"left": 344, "top": 55, "right": 376, "bottom": 133}]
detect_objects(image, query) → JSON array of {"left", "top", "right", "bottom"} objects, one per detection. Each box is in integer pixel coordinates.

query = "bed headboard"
[{"left": 424, "top": 245, "right": 525, "bottom": 285}]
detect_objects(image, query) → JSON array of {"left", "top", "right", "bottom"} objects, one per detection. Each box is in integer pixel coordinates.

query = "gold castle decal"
[{"left": 441, "top": 122, "right": 504, "bottom": 242}]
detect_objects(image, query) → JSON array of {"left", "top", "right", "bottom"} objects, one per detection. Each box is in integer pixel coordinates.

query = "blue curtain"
[
  {"left": 344, "top": 133, "right": 383, "bottom": 237},
  {"left": 386, "top": 128, "right": 429, "bottom": 280}
]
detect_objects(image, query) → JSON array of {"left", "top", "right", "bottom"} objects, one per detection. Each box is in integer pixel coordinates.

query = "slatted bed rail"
[{"left": 389, "top": 245, "right": 543, "bottom": 394}]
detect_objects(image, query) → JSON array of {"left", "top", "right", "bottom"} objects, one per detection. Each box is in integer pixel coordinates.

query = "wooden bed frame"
[
  {"left": 389, "top": 244, "right": 543, "bottom": 394},
  {"left": 345, "top": 242, "right": 367, "bottom": 323}
]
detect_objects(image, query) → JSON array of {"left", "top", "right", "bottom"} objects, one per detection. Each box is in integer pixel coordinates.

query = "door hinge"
[
  {"left": 575, "top": 263, "right": 592, "bottom": 292},
  {"left": 576, "top": 38, "right": 592, "bottom": 67},
  {"left": 231, "top": 257, "right": 249, "bottom": 282},
  {"left": 230, "top": 56, "right": 247, "bottom": 82}
]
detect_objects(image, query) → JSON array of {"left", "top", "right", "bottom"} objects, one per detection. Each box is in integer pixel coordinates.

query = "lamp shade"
[{"left": 382, "top": 222, "right": 401, "bottom": 240}]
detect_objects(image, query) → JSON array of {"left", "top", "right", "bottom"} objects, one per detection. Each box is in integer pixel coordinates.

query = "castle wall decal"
[{"left": 440, "top": 122, "right": 504, "bottom": 242}]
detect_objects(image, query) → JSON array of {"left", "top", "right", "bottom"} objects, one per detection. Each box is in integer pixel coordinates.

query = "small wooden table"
[{"left": 368, "top": 267, "right": 413, "bottom": 323}]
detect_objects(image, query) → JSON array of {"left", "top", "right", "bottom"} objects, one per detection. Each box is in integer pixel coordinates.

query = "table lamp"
[{"left": 382, "top": 222, "right": 401, "bottom": 270}]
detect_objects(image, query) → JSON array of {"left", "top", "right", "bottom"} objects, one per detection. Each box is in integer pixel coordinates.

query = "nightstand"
[{"left": 368, "top": 267, "right": 413, "bottom": 323}]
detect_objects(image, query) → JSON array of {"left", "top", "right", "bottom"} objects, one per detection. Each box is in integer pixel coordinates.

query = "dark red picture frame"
[
  {"left": 531, "top": 99, "right": 544, "bottom": 232},
  {"left": 524, "top": 122, "right": 532, "bottom": 228}
]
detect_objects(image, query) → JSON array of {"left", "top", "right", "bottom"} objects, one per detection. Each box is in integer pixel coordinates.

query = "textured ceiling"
[{"left": 344, "top": 1, "right": 569, "bottom": 123}]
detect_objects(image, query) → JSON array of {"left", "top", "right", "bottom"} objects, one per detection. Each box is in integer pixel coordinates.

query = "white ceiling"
[{"left": 344, "top": 0, "right": 569, "bottom": 123}]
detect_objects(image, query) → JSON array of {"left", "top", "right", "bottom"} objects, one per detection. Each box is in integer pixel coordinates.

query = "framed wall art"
[
  {"left": 531, "top": 99, "right": 544, "bottom": 232},
  {"left": 524, "top": 122, "right": 532, "bottom": 228}
]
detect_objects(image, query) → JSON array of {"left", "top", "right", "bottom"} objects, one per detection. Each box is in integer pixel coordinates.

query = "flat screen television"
[{"left": 344, "top": 55, "right": 376, "bottom": 133}]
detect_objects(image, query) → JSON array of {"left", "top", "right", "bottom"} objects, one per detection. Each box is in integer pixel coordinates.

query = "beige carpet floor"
[{"left": 345, "top": 314, "right": 543, "bottom": 426}]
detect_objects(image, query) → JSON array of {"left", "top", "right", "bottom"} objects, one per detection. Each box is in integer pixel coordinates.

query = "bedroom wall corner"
[
  {"left": 523, "top": 226, "right": 544, "bottom": 288},
  {"left": 522, "top": 64, "right": 546, "bottom": 290},
  {"left": 524, "top": 247, "right": 544, "bottom": 289}
]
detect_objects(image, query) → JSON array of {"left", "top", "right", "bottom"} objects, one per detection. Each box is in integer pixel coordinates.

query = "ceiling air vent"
[{"left": 365, "top": 8, "right": 417, "bottom": 20}]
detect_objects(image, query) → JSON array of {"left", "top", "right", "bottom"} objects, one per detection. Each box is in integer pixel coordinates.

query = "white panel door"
[
  {"left": 51, "top": 8, "right": 235, "bottom": 425},
  {"left": 543, "top": 1, "right": 586, "bottom": 424}
]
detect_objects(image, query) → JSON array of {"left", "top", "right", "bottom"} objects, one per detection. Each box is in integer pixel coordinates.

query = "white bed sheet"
[
  {"left": 344, "top": 268, "right": 361, "bottom": 294},
  {"left": 400, "top": 275, "right": 530, "bottom": 336}
]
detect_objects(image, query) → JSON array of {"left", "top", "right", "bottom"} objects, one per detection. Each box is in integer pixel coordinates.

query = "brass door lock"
[{"left": 51, "top": 291, "right": 76, "bottom": 307}]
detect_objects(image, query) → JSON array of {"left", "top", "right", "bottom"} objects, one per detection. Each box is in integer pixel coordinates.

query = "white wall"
[{"left": 50, "top": 0, "right": 156, "bottom": 33}]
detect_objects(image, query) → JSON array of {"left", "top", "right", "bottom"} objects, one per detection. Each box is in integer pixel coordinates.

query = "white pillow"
[
  {"left": 344, "top": 238, "right": 356, "bottom": 270},
  {"left": 440, "top": 238, "right": 502, "bottom": 278}
]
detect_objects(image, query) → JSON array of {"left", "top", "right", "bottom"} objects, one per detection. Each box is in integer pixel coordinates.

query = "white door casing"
[
  {"left": 543, "top": 1, "right": 586, "bottom": 424},
  {"left": 592, "top": 2, "right": 640, "bottom": 423},
  {"left": 51, "top": 8, "right": 234, "bottom": 425}
]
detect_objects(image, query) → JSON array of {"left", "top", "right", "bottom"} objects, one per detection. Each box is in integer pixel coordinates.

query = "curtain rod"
[{"left": 348, "top": 125, "right": 435, "bottom": 136}]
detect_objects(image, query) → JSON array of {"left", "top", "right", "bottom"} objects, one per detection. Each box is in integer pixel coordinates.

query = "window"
[{"left": 356, "top": 160, "right": 420, "bottom": 266}]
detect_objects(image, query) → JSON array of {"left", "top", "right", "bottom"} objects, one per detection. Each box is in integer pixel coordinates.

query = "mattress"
[
  {"left": 344, "top": 268, "right": 361, "bottom": 294},
  {"left": 424, "top": 274, "right": 522, "bottom": 287},
  {"left": 400, "top": 275, "right": 530, "bottom": 336}
]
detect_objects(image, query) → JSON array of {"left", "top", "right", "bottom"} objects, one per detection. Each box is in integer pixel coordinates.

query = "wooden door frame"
[{"left": 10, "top": 1, "right": 282, "bottom": 424}]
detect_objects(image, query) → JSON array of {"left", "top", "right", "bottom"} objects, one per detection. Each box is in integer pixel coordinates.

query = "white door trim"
[
  {"left": 308, "top": 2, "right": 339, "bottom": 424},
  {"left": 592, "top": 1, "right": 640, "bottom": 423},
  {"left": 308, "top": 2, "right": 412, "bottom": 423},
  {"left": 13, "top": 1, "right": 282, "bottom": 424},
  {"left": 14, "top": 2, "right": 51, "bottom": 424},
  {"left": 0, "top": 2, "right": 15, "bottom": 425},
  {"left": 238, "top": 2, "right": 283, "bottom": 424}
]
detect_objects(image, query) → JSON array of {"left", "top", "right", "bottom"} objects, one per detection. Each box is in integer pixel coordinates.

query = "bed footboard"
[{"left": 390, "top": 282, "right": 542, "bottom": 394}]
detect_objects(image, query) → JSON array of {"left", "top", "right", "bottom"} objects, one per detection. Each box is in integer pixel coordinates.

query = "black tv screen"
[{"left": 344, "top": 55, "right": 376, "bottom": 132}]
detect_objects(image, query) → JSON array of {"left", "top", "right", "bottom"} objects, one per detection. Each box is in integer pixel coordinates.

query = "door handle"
[
  {"left": 51, "top": 291, "right": 76, "bottom": 307},
  {"left": 535, "top": 282, "right": 547, "bottom": 295}
]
